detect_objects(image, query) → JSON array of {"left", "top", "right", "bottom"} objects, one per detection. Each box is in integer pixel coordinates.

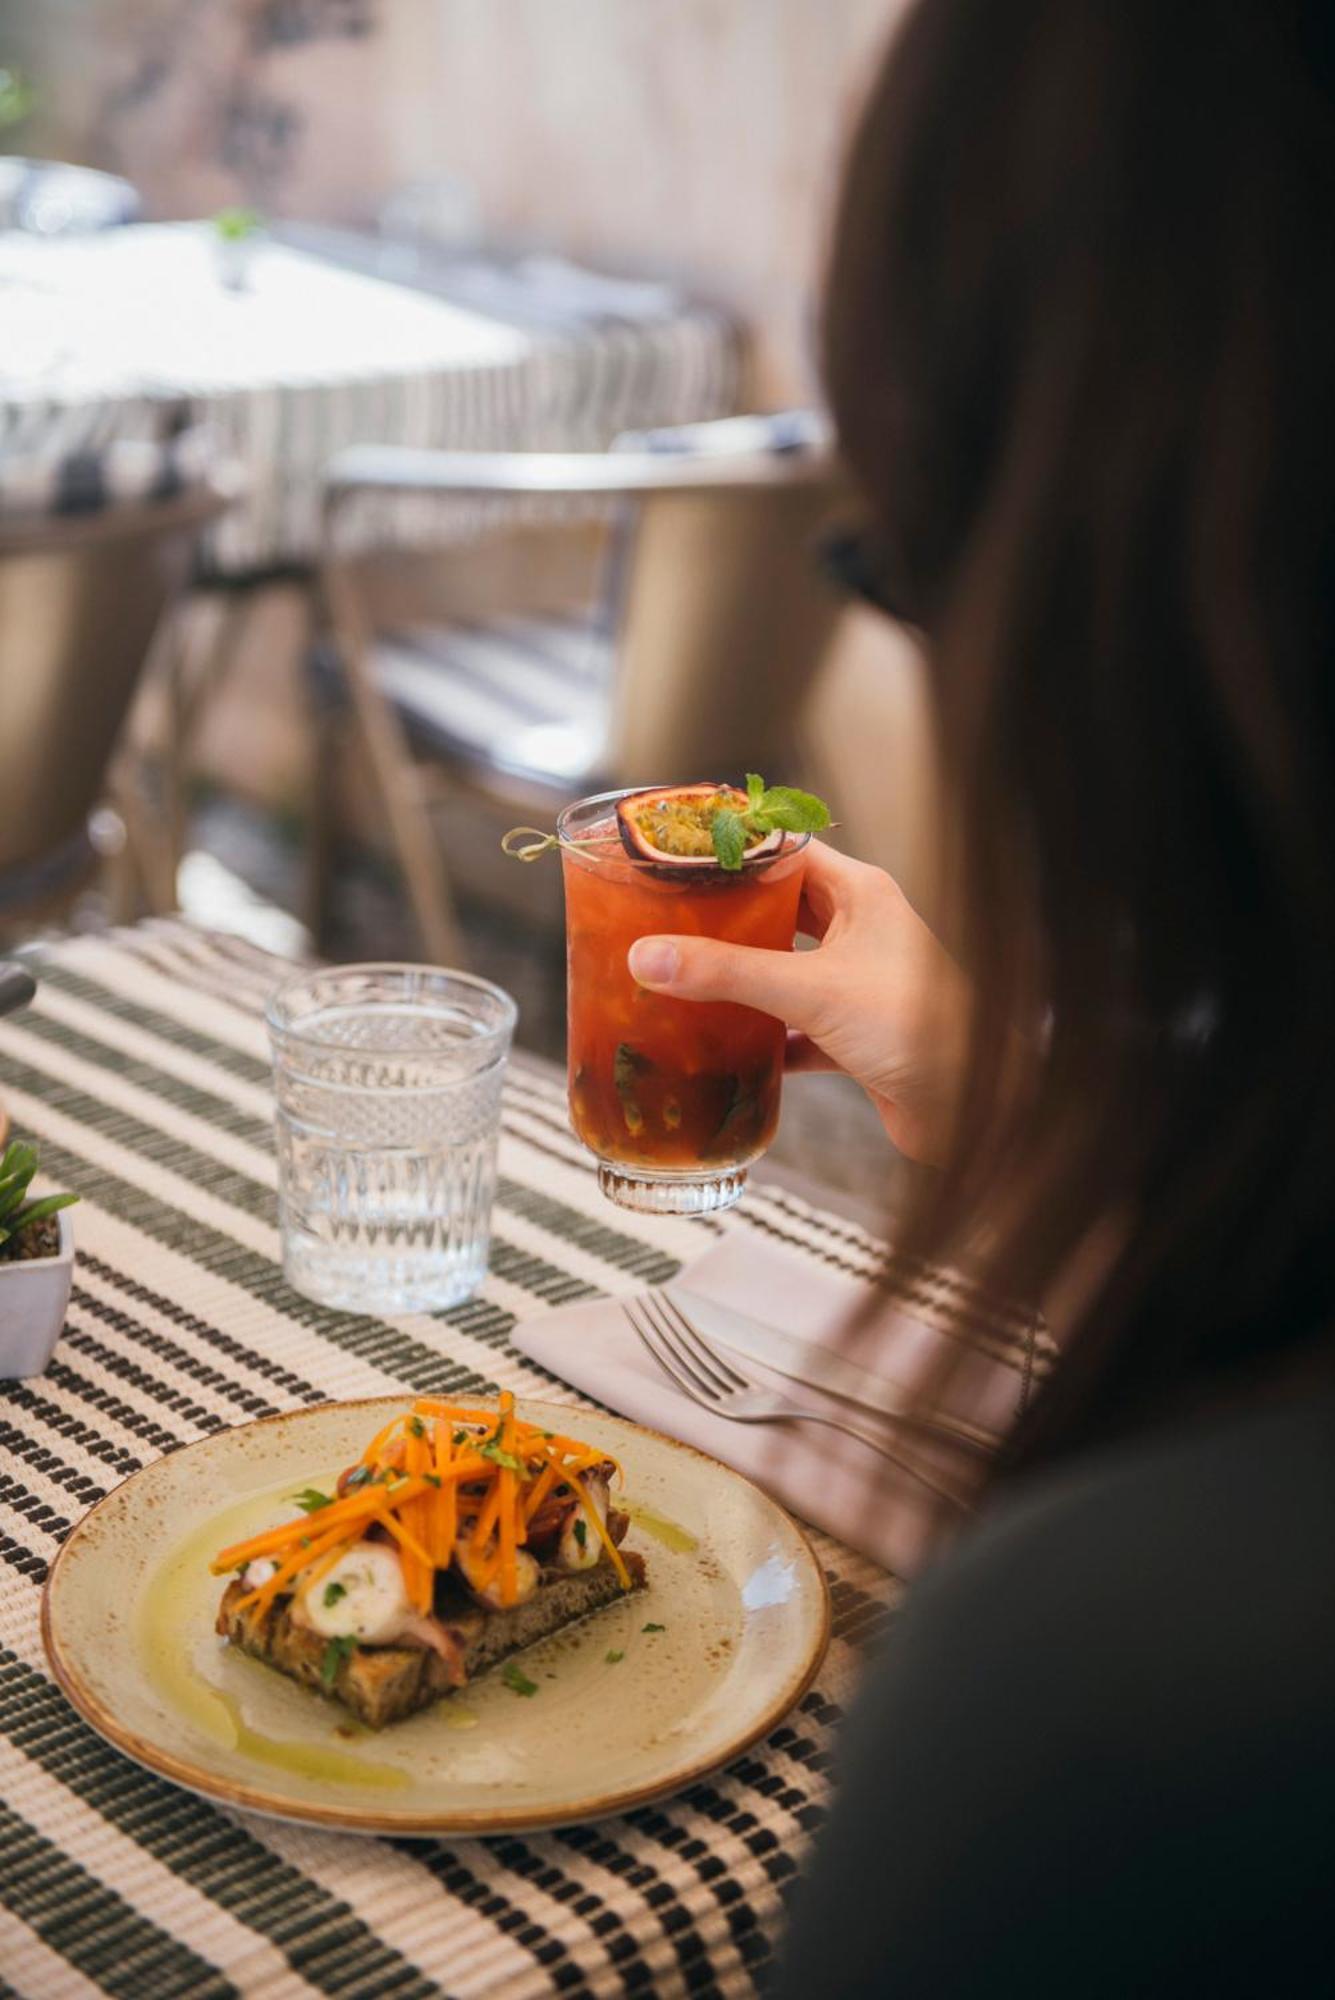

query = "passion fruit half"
[{"left": 615, "top": 784, "right": 784, "bottom": 870}]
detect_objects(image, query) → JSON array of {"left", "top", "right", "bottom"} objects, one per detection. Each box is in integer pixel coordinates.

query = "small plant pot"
[
  {"left": 0, "top": 1208, "right": 74, "bottom": 1380},
  {"left": 215, "top": 232, "right": 264, "bottom": 293}
]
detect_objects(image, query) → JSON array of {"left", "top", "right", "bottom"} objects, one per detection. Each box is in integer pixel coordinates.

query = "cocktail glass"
[{"left": 558, "top": 788, "right": 810, "bottom": 1215}]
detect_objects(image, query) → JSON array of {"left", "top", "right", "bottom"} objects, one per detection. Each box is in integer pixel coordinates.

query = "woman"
[{"left": 631, "top": 2, "right": 1335, "bottom": 1990}]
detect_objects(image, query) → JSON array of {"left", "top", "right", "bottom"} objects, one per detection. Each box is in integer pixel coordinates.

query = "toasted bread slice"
[{"left": 217, "top": 1551, "right": 647, "bottom": 1729}]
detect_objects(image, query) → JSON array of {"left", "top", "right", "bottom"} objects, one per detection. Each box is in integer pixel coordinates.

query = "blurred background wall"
[{"left": 4, "top": 0, "right": 902, "bottom": 400}]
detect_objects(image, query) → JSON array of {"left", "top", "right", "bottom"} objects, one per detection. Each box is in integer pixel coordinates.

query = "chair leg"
[
  {"left": 301, "top": 638, "right": 343, "bottom": 954},
  {"left": 318, "top": 561, "right": 468, "bottom": 968}
]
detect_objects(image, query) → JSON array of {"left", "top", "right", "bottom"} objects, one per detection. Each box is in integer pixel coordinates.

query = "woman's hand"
[{"left": 626, "top": 841, "right": 972, "bottom": 1165}]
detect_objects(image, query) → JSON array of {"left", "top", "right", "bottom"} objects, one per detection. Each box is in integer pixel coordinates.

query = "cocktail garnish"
[
  {"left": 711, "top": 774, "right": 831, "bottom": 871},
  {"left": 500, "top": 827, "right": 559, "bottom": 862},
  {"left": 502, "top": 778, "right": 829, "bottom": 873}
]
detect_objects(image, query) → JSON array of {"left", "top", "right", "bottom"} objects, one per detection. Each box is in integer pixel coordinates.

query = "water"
[{"left": 268, "top": 968, "right": 516, "bottom": 1317}]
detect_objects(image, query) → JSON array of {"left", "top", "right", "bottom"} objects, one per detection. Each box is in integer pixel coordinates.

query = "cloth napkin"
[{"left": 511, "top": 1228, "right": 1047, "bottom": 1578}]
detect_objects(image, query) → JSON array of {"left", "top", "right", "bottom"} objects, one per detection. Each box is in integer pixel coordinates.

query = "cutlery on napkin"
[{"left": 511, "top": 1229, "right": 1044, "bottom": 1578}]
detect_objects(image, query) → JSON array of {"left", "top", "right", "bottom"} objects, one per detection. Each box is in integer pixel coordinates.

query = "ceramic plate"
[{"left": 42, "top": 1397, "right": 829, "bottom": 1834}]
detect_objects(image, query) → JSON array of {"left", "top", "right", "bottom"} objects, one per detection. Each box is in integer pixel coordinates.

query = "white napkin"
[{"left": 511, "top": 1229, "right": 1044, "bottom": 1577}]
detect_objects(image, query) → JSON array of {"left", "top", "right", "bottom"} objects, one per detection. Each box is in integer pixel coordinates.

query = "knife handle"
[{"left": 0, "top": 963, "right": 37, "bottom": 1018}]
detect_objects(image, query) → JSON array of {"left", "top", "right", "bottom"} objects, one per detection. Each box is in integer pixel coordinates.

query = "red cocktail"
[{"left": 558, "top": 788, "right": 810, "bottom": 1214}]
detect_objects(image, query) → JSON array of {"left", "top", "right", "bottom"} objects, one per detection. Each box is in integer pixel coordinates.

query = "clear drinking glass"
[
  {"left": 559, "top": 789, "right": 810, "bottom": 1216},
  {"left": 267, "top": 964, "right": 517, "bottom": 1315}
]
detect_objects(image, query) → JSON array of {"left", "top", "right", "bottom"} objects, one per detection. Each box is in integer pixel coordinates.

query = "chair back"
[
  {"left": 0, "top": 485, "right": 225, "bottom": 892},
  {"left": 604, "top": 461, "right": 844, "bottom": 784}
]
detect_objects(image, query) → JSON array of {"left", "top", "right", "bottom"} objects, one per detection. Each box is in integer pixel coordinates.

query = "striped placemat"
[{"left": 0, "top": 920, "right": 919, "bottom": 1998}]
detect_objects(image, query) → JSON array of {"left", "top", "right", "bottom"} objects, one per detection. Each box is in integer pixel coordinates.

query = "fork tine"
[
  {"left": 641, "top": 1293, "right": 738, "bottom": 1396},
  {"left": 653, "top": 1291, "right": 750, "bottom": 1391},
  {"left": 624, "top": 1299, "right": 721, "bottom": 1404},
  {"left": 642, "top": 1302, "right": 730, "bottom": 1402}
]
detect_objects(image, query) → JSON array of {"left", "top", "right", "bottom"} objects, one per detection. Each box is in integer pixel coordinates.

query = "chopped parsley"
[
  {"left": 292, "top": 1487, "right": 332, "bottom": 1513},
  {"left": 642, "top": 1622, "right": 666, "bottom": 1634},
  {"left": 605, "top": 1650, "right": 625, "bottom": 1665},
  {"left": 453, "top": 1429, "right": 470, "bottom": 1446},
  {"left": 323, "top": 1581, "right": 347, "bottom": 1609},
  {"left": 573, "top": 1519, "right": 587, "bottom": 1549},
  {"left": 343, "top": 1465, "right": 374, "bottom": 1492},
  {"left": 320, "top": 1635, "right": 355, "bottom": 1687},
  {"left": 408, "top": 1415, "right": 426, "bottom": 1438},
  {"left": 501, "top": 1662, "right": 539, "bottom": 1698},
  {"left": 478, "top": 1439, "right": 525, "bottom": 1474},
  {"left": 424, "top": 1472, "right": 442, "bottom": 1488}
]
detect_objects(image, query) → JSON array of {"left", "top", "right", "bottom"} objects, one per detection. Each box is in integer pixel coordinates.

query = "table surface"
[
  {"left": 0, "top": 223, "right": 739, "bottom": 574},
  {"left": 0, "top": 921, "right": 898, "bottom": 2000}
]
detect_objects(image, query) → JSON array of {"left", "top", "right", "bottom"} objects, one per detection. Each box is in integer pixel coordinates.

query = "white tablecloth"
[{"left": 0, "top": 223, "right": 739, "bottom": 574}]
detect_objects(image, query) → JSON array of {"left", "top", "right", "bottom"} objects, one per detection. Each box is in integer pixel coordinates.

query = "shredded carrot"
[
  {"left": 472, "top": 1477, "right": 503, "bottom": 1550},
  {"left": 214, "top": 1402, "right": 633, "bottom": 1615},
  {"left": 434, "top": 1416, "right": 456, "bottom": 1568},
  {"left": 522, "top": 1458, "right": 561, "bottom": 1523},
  {"left": 496, "top": 1394, "right": 518, "bottom": 1605},
  {"left": 231, "top": 1517, "right": 353, "bottom": 1614},
  {"left": 210, "top": 1475, "right": 433, "bottom": 1575},
  {"left": 564, "top": 1467, "right": 631, "bottom": 1589},
  {"left": 359, "top": 1412, "right": 407, "bottom": 1466}
]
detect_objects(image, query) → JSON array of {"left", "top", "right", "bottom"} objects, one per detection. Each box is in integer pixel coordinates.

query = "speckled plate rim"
[{"left": 42, "top": 1396, "right": 831, "bottom": 1836}]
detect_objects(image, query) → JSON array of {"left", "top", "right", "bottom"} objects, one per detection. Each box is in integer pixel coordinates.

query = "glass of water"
[{"left": 267, "top": 964, "right": 517, "bottom": 1315}]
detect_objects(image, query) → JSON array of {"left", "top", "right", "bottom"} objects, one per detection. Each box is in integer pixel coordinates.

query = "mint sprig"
[{"left": 710, "top": 775, "right": 831, "bottom": 870}]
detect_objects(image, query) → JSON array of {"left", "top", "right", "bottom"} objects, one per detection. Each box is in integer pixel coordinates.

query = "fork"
[{"left": 623, "top": 1290, "right": 968, "bottom": 1508}]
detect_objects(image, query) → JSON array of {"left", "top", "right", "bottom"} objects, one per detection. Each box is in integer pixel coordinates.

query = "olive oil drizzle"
[{"left": 139, "top": 1492, "right": 409, "bottom": 1789}]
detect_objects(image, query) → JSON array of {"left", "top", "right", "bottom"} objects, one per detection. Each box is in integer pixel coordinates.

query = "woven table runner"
[{"left": 0, "top": 920, "right": 918, "bottom": 1999}]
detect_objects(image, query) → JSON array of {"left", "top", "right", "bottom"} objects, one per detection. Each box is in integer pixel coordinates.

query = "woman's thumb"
[{"left": 627, "top": 934, "right": 812, "bottom": 1022}]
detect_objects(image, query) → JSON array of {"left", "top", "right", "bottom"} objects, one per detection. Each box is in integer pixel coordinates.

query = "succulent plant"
[{"left": 0, "top": 1139, "right": 77, "bottom": 1251}]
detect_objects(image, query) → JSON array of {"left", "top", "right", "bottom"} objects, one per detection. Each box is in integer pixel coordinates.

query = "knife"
[
  {"left": 665, "top": 1284, "right": 1003, "bottom": 1452},
  {"left": 0, "top": 964, "right": 35, "bottom": 1018}
]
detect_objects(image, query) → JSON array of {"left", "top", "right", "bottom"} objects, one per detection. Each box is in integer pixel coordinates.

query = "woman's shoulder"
[
  {"left": 908, "top": 1374, "right": 1335, "bottom": 1724},
  {"left": 776, "top": 1383, "right": 1335, "bottom": 1998}
]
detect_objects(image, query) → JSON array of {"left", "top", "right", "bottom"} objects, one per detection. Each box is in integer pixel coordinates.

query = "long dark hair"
[{"left": 824, "top": 0, "right": 1335, "bottom": 1477}]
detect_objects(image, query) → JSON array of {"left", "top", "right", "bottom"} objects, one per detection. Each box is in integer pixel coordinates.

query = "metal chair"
[
  {"left": 0, "top": 481, "right": 232, "bottom": 936},
  {"left": 317, "top": 434, "right": 846, "bottom": 963}
]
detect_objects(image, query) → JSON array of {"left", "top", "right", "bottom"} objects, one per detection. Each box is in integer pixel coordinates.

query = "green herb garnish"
[
  {"left": 605, "top": 1649, "right": 625, "bottom": 1665},
  {"left": 320, "top": 1635, "right": 355, "bottom": 1687},
  {"left": 478, "top": 1439, "right": 525, "bottom": 1474},
  {"left": 292, "top": 1488, "right": 332, "bottom": 1514},
  {"left": 502, "top": 1662, "right": 539, "bottom": 1698},
  {"left": 642, "top": 1622, "right": 666, "bottom": 1633},
  {"left": 573, "top": 1519, "right": 587, "bottom": 1549},
  {"left": 453, "top": 1429, "right": 470, "bottom": 1446},
  {"left": 343, "top": 1465, "right": 374, "bottom": 1492},
  {"left": 710, "top": 773, "right": 831, "bottom": 871},
  {"left": 408, "top": 1415, "right": 426, "bottom": 1438},
  {"left": 323, "top": 1581, "right": 347, "bottom": 1609}
]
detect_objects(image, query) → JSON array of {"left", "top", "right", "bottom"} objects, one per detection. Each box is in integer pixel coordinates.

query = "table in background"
[
  {"left": 0, "top": 921, "right": 895, "bottom": 2000},
  {"left": 0, "top": 221, "right": 739, "bottom": 575},
  {"left": 0, "top": 223, "right": 741, "bottom": 913}
]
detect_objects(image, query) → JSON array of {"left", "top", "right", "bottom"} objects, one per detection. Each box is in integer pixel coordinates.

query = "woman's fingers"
[{"left": 627, "top": 933, "right": 822, "bottom": 1028}]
